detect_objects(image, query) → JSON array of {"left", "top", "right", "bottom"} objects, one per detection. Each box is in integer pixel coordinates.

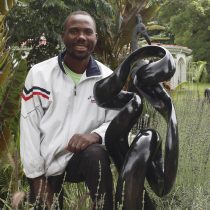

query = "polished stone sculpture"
[{"left": 94, "top": 45, "right": 179, "bottom": 210}]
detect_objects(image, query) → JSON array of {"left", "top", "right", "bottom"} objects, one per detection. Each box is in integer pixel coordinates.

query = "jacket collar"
[{"left": 58, "top": 51, "right": 101, "bottom": 77}]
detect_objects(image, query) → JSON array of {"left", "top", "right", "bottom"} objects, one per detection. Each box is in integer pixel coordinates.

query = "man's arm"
[
  {"left": 20, "top": 69, "right": 53, "bottom": 208},
  {"left": 66, "top": 109, "right": 118, "bottom": 153},
  {"left": 20, "top": 69, "right": 45, "bottom": 178}
]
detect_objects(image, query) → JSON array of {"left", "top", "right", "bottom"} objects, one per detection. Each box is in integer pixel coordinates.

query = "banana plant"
[
  {"left": 0, "top": 0, "right": 17, "bottom": 15},
  {"left": 96, "top": 0, "right": 162, "bottom": 68},
  {"left": 6, "top": 0, "right": 163, "bottom": 69},
  {"left": 0, "top": 1, "right": 27, "bottom": 201},
  {"left": 0, "top": 0, "right": 27, "bottom": 158}
]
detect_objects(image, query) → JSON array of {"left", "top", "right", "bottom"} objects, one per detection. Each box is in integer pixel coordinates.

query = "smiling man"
[{"left": 20, "top": 11, "right": 116, "bottom": 210}]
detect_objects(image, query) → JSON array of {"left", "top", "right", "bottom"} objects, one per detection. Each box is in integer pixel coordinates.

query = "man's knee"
[{"left": 83, "top": 144, "right": 110, "bottom": 165}]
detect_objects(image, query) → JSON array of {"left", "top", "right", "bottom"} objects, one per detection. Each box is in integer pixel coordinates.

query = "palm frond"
[
  {"left": 0, "top": 0, "right": 16, "bottom": 15},
  {"left": 0, "top": 59, "right": 27, "bottom": 122},
  {"left": 114, "top": 0, "right": 148, "bottom": 50},
  {"left": 0, "top": 20, "right": 27, "bottom": 152}
]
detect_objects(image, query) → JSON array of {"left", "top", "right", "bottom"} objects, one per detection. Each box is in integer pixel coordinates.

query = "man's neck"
[{"left": 63, "top": 54, "right": 90, "bottom": 74}]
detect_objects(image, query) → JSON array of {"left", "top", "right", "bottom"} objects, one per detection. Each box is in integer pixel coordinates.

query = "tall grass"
[
  {"left": 0, "top": 82, "right": 210, "bottom": 209},
  {"left": 147, "top": 82, "right": 210, "bottom": 209}
]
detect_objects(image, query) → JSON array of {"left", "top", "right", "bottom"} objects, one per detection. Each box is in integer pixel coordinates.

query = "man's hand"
[{"left": 66, "top": 133, "right": 102, "bottom": 153}]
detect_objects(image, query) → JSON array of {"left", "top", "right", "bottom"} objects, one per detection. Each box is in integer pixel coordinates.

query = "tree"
[
  {"left": 6, "top": 0, "right": 69, "bottom": 66},
  {"left": 7, "top": 0, "right": 162, "bottom": 68},
  {"left": 158, "top": 0, "right": 210, "bottom": 81},
  {"left": 103, "top": 0, "right": 162, "bottom": 67},
  {"left": 0, "top": 0, "right": 28, "bottom": 205},
  {"left": 0, "top": 0, "right": 27, "bottom": 156}
]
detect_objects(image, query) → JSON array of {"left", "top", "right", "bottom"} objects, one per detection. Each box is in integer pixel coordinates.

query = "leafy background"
[{"left": 0, "top": 0, "right": 210, "bottom": 209}]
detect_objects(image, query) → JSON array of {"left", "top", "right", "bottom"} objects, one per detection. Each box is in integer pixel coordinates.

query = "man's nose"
[{"left": 77, "top": 31, "right": 86, "bottom": 39}]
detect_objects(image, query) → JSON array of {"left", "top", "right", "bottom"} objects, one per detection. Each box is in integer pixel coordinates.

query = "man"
[{"left": 20, "top": 11, "right": 116, "bottom": 210}]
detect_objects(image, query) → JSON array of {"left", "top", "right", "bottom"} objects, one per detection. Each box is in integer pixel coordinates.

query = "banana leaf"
[
  {"left": 0, "top": 0, "right": 16, "bottom": 15},
  {"left": 0, "top": 59, "right": 27, "bottom": 154},
  {"left": 0, "top": 59, "right": 27, "bottom": 121}
]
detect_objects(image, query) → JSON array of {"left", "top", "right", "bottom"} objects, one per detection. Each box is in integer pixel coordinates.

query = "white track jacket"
[{"left": 20, "top": 52, "right": 117, "bottom": 178}]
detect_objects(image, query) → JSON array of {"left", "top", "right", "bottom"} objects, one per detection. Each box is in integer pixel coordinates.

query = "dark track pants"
[{"left": 28, "top": 144, "right": 113, "bottom": 210}]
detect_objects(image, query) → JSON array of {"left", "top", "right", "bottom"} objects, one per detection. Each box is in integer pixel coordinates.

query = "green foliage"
[
  {"left": 0, "top": 46, "right": 27, "bottom": 154},
  {"left": 6, "top": 0, "right": 161, "bottom": 68},
  {"left": 0, "top": 59, "right": 27, "bottom": 122},
  {"left": 0, "top": 0, "right": 16, "bottom": 15},
  {"left": 0, "top": 44, "right": 27, "bottom": 201},
  {"left": 158, "top": 0, "right": 210, "bottom": 81},
  {"left": 0, "top": 16, "right": 12, "bottom": 98},
  {"left": 6, "top": 0, "right": 67, "bottom": 66},
  {"left": 143, "top": 83, "right": 210, "bottom": 209},
  {"left": 188, "top": 61, "right": 207, "bottom": 82},
  {"left": 0, "top": 83, "right": 210, "bottom": 209},
  {"left": 6, "top": 0, "right": 114, "bottom": 66},
  {"left": 0, "top": 3, "right": 28, "bottom": 207},
  {"left": 0, "top": 14, "right": 13, "bottom": 153},
  {"left": 146, "top": 21, "right": 174, "bottom": 44}
]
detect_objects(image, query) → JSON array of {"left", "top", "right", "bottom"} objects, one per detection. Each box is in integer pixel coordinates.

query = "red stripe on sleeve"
[{"left": 21, "top": 92, "right": 49, "bottom": 101}]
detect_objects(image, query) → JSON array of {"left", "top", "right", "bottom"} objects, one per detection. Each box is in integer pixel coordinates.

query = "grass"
[
  {"left": 0, "top": 82, "right": 210, "bottom": 209},
  {"left": 146, "top": 82, "right": 210, "bottom": 209}
]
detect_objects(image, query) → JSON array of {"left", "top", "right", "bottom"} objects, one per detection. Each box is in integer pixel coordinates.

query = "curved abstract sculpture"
[{"left": 94, "top": 45, "right": 179, "bottom": 210}]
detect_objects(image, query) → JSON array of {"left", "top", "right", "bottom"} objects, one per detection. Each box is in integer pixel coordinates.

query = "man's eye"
[
  {"left": 85, "top": 30, "right": 94, "bottom": 36},
  {"left": 69, "top": 29, "right": 78, "bottom": 35},
  {"left": 68, "top": 29, "right": 94, "bottom": 36}
]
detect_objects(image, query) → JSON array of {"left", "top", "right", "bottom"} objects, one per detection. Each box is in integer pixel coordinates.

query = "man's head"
[{"left": 62, "top": 11, "right": 98, "bottom": 60}]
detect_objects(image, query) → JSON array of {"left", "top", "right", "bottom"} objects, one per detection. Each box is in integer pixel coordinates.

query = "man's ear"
[
  {"left": 95, "top": 33, "right": 98, "bottom": 44},
  {"left": 61, "top": 32, "right": 64, "bottom": 41}
]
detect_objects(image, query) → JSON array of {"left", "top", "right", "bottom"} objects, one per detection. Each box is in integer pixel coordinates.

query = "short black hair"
[{"left": 63, "top": 10, "right": 96, "bottom": 32}]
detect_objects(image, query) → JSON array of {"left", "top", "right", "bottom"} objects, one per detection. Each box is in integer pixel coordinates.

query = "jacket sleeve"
[
  {"left": 20, "top": 69, "right": 45, "bottom": 178},
  {"left": 91, "top": 109, "right": 119, "bottom": 144}
]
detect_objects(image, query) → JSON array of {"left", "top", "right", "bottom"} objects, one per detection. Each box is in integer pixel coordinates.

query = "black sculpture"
[
  {"left": 204, "top": 88, "right": 210, "bottom": 102},
  {"left": 130, "top": 14, "right": 151, "bottom": 51},
  {"left": 93, "top": 45, "right": 179, "bottom": 210}
]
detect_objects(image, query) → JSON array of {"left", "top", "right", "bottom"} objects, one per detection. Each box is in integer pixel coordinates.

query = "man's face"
[{"left": 62, "top": 14, "right": 97, "bottom": 60}]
